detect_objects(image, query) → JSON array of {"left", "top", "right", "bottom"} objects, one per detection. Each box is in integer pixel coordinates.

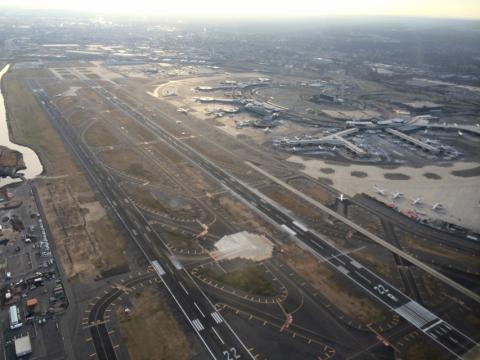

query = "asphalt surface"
[
  {"left": 29, "top": 81, "right": 255, "bottom": 360},
  {"left": 29, "top": 79, "right": 478, "bottom": 359},
  {"left": 88, "top": 273, "right": 155, "bottom": 360}
]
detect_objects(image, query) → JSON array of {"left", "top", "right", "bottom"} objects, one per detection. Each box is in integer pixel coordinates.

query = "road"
[
  {"left": 76, "top": 80, "right": 479, "bottom": 359},
  {"left": 29, "top": 81, "right": 255, "bottom": 360},
  {"left": 88, "top": 273, "right": 155, "bottom": 360}
]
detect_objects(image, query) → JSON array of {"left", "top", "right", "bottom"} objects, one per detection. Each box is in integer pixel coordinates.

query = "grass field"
[
  {"left": 283, "top": 243, "right": 387, "bottom": 324},
  {"left": 84, "top": 121, "right": 119, "bottom": 147},
  {"left": 101, "top": 148, "right": 158, "bottom": 181},
  {"left": 397, "top": 230, "right": 479, "bottom": 269},
  {"left": 117, "top": 288, "right": 195, "bottom": 360},
  {"left": 199, "top": 265, "right": 277, "bottom": 297},
  {"left": 4, "top": 69, "right": 128, "bottom": 280}
]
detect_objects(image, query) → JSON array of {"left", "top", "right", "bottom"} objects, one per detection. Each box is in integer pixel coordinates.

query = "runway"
[
  {"left": 29, "top": 80, "right": 255, "bottom": 360},
  {"left": 30, "top": 79, "right": 478, "bottom": 359}
]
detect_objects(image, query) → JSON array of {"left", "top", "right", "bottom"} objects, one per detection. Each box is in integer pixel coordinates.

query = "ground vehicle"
[{"left": 9, "top": 305, "right": 23, "bottom": 329}]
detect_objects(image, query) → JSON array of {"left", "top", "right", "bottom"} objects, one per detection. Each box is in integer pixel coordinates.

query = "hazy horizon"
[{"left": 1, "top": 0, "right": 480, "bottom": 20}]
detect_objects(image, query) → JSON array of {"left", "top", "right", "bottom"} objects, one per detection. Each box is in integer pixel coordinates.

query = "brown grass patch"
[
  {"left": 4, "top": 70, "right": 128, "bottom": 281},
  {"left": 84, "top": 121, "right": 119, "bottom": 147},
  {"left": 118, "top": 288, "right": 195, "bottom": 360},
  {"left": 283, "top": 243, "right": 386, "bottom": 324},
  {"left": 217, "top": 195, "right": 272, "bottom": 235}
]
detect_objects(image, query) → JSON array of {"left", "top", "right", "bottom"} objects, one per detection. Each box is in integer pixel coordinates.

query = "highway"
[
  {"left": 75, "top": 80, "right": 479, "bottom": 359},
  {"left": 29, "top": 81, "right": 255, "bottom": 360}
]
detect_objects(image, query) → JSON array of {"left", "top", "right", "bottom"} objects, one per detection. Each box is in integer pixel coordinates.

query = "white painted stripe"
[
  {"left": 212, "top": 327, "right": 225, "bottom": 345},
  {"left": 350, "top": 260, "right": 363, "bottom": 269},
  {"left": 151, "top": 260, "right": 166, "bottom": 276},
  {"left": 422, "top": 319, "right": 443, "bottom": 332},
  {"left": 179, "top": 281, "right": 189, "bottom": 295},
  {"left": 192, "top": 319, "right": 204, "bottom": 331},
  {"left": 211, "top": 312, "right": 223, "bottom": 324},
  {"left": 292, "top": 220, "right": 308, "bottom": 232},
  {"left": 194, "top": 302, "right": 206, "bottom": 318},
  {"left": 355, "top": 271, "right": 372, "bottom": 284},
  {"left": 281, "top": 224, "right": 296, "bottom": 236}
]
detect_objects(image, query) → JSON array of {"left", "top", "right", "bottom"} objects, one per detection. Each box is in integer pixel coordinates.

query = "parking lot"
[{"left": 0, "top": 182, "right": 67, "bottom": 359}]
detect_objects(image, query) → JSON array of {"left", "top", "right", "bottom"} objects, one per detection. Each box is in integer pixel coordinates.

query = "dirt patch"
[
  {"left": 383, "top": 173, "right": 410, "bottom": 180},
  {"left": 37, "top": 181, "right": 128, "bottom": 280},
  {"left": 282, "top": 243, "right": 387, "bottom": 324},
  {"left": 451, "top": 166, "right": 480, "bottom": 177},
  {"left": 319, "top": 167, "right": 335, "bottom": 174},
  {"left": 350, "top": 171, "right": 368, "bottom": 178},
  {"left": 81, "top": 201, "right": 106, "bottom": 223},
  {"left": 117, "top": 288, "right": 195, "bottom": 360},
  {"left": 422, "top": 172, "right": 441, "bottom": 180}
]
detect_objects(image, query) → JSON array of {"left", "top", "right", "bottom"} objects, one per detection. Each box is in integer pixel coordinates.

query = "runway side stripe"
[
  {"left": 194, "top": 302, "right": 206, "bottom": 318},
  {"left": 212, "top": 327, "right": 225, "bottom": 345}
]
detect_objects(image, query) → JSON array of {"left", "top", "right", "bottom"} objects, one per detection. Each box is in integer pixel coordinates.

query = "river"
[{"left": 0, "top": 64, "right": 43, "bottom": 187}]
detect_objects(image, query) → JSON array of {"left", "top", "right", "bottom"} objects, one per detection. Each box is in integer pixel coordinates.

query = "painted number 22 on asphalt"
[{"left": 223, "top": 347, "right": 241, "bottom": 359}]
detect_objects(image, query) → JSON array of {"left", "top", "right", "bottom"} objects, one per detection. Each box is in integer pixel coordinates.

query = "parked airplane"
[
  {"left": 391, "top": 192, "right": 404, "bottom": 200},
  {"left": 337, "top": 194, "right": 347, "bottom": 202},
  {"left": 432, "top": 203, "right": 445, "bottom": 211},
  {"left": 458, "top": 130, "right": 463, "bottom": 136},
  {"left": 373, "top": 185, "right": 386, "bottom": 196},
  {"left": 264, "top": 127, "right": 271, "bottom": 133},
  {"left": 412, "top": 197, "right": 423, "bottom": 206}
]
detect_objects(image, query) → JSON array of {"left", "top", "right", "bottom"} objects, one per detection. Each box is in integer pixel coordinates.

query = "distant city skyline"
[{"left": 1, "top": 0, "right": 480, "bottom": 19}]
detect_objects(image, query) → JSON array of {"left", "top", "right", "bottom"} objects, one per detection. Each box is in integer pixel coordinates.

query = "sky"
[{"left": 2, "top": 0, "right": 480, "bottom": 19}]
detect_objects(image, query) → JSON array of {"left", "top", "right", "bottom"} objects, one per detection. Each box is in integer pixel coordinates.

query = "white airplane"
[
  {"left": 412, "top": 197, "right": 423, "bottom": 206},
  {"left": 458, "top": 130, "right": 463, "bottom": 136},
  {"left": 337, "top": 194, "right": 347, "bottom": 202},
  {"left": 373, "top": 185, "right": 386, "bottom": 196},
  {"left": 391, "top": 192, "right": 404, "bottom": 200},
  {"left": 177, "top": 107, "right": 189, "bottom": 113},
  {"left": 432, "top": 203, "right": 445, "bottom": 211},
  {"left": 263, "top": 127, "right": 271, "bottom": 133}
]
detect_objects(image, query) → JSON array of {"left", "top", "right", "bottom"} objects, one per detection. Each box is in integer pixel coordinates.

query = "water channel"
[{"left": 0, "top": 64, "right": 43, "bottom": 187}]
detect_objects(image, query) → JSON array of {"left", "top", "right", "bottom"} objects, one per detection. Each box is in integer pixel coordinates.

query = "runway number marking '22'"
[{"left": 223, "top": 347, "right": 240, "bottom": 359}]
